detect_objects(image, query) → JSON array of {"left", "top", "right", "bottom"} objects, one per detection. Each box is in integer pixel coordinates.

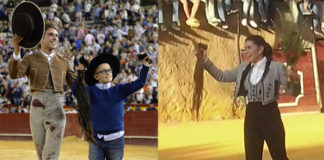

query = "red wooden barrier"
[{"left": 0, "top": 111, "right": 157, "bottom": 139}]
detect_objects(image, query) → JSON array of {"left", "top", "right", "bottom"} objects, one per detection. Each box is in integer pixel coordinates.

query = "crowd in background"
[
  {"left": 159, "top": 0, "right": 324, "bottom": 32},
  {"left": 0, "top": 0, "right": 158, "bottom": 113}
]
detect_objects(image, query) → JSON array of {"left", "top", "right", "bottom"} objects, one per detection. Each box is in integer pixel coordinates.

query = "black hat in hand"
[{"left": 11, "top": 1, "right": 44, "bottom": 48}]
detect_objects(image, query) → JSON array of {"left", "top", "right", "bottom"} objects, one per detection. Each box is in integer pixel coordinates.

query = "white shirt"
[
  {"left": 84, "top": 3, "right": 92, "bottom": 13},
  {"left": 40, "top": 50, "right": 55, "bottom": 62},
  {"left": 250, "top": 57, "right": 267, "bottom": 85},
  {"left": 95, "top": 83, "right": 111, "bottom": 90}
]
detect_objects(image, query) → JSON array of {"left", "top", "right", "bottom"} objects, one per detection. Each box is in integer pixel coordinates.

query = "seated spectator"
[
  {"left": 17, "top": 105, "right": 28, "bottom": 113},
  {"left": 75, "top": 0, "right": 83, "bottom": 22},
  {"left": 144, "top": 91, "right": 153, "bottom": 104},
  {"left": 180, "top": 0, "right": 200, "bottom": 27},
  {"left": 1, "top": 23, "right": 10, "bottom": 33},
  {"left": 5, "top": 0, "right": 15, "bottom": 9},
  {"left": 158, "top": 0, "right": 180, "bottom": 31},
  {"left": 241, "top": 0, "right": 258, "bottom": 28},
  {"left": 145, "top": 104, "right": 157, "bottom": 111},
  {"left": 0, "top": 105, "right": 9, "bottom": 113},
  {"left": 257, "top": 0, "right": 271, "bottom": 28},
  {"left": 135, "top": 88, "right": 145, "bottom": 104},
  {"left": 0, "top": 84, "right": 7, "bottom": 103},
  {"left": 318, "top": 1, "right": 324, "bottom": 33},
  {"left": 297, "top": 0, "right": 319, "bottom": 32}
]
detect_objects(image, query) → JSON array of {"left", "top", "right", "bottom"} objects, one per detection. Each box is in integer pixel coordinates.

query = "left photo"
[{"left": 0, "top": 0, "right": 158, "bottom": 160}]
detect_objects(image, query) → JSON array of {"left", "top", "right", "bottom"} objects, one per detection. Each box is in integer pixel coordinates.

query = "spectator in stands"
[
  {"left": 75, "top": 0, "right": 83, "bottom": 22},
  {"left": 68, "top": 2, "right": 76, "bottom": 21},
  {"left": 152, "top": 87, "right": 158, "bottom": 104},
  {"left": 94, "top": 4, "right": 102, "bottom": 24},
  {"left": 53, "top": 12, "right": 63, "bottom": 28},
  {"left": 145, "top": 104, "right": 157, "bottom": 111},
  {"left": 1, "top": 22, "right": 10, "bottom": 33},
  {"left": 0, "top": 105, "right": 9, "bottom": 113},
  {"left": 97, "top": 30, "right": 106, "bottom": 45},
  {"left": 61, "top": 11, "right": 71, "bottom": 25},
  {"left": 318, "top": 1, "right": 324, "bottom": 33},
  {"left": 84, "top": 0, "right": 92, "bottom": 21},
  {"left": 131, "top": 0, "right": 141, "bottom": 13},
  {"left": 0, "top": 56, "right": 7, "bottom": 68},
  {"left": 42, "top": 10, "right": 48, "bottom": 20},
  {"left": 135, "top": 87, "right": 145, "bottom": 104},
  {"left": 0, "top": 84, "right": 7, "bottom": 103},
  {"left": 65, "top": 89, "right": 75, "bottom": 108},
  {"left": 158, "top": 0, "right": 180, "bottom": 31},
  {"left": 215, "top": 0, "right": 238, "bottom": 29},
  {"left": 257, "top": 0, "right": 271, "bottom": 28},
  {"left": 22, "top": 82, "right": 30, "bottom": 109},
  {"left": 50, "top": 1, "right": 58, "bottom": 14},
  {"left": 84, "top": 30, "right": 95, "bottom": 46},
  {"left": 77, "top": 23, "right": 85, "bottom": 40},
  {"left": 180, "top": 0, "right": 200, "bottom": 27},
  {"left": 242, "top": 0, "right": 258, "bottom": 28},
  {"left": 297, "top": 0, "right": 319, "bottom": 32},
  {"left": 12, "top": 82, "right": 22, "bottom": 107},
  {"left": 17, "top": 105, "right": 28, "bottom": 113},
  {"left": 144, "top": 91, "right": 153, "bottom": 104},
  {"left": 6, "top": 82, "right": 14, "bottom": 105},
  {"left": 5, "top": 0, "right": 15, "bottom": 9}
]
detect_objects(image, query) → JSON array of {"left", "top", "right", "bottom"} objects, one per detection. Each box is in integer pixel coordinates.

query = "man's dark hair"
[{"left": 45, "top": 21, "right": 58, "bottom": 32}]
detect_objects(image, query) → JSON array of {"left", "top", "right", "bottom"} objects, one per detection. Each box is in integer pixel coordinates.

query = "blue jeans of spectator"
[
  {"left": 216, "top": 0, "right": 232, "bottom": 22},
  {"left": 93, "top": 136, "right": 124, "bottom": 160},
  {"left": 13, "top": 98, "right": 20, "bottom": 106},
  {"left": 242, "top": 0, "right": 254, "bottom": 19},
  {"left": 298, "top": 2, "right": 319, "bottom": 28},
  {"left": 257, "top": 0, "right": 269, "bottom": 22}
]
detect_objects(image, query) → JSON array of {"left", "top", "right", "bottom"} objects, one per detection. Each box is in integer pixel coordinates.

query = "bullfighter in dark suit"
[{"left": 195, "top": 35, "right": 289, "bottom": 160}]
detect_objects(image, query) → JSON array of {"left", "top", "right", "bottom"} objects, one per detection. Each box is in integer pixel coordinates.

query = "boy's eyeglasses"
[{"left": 95, "top": 69, "right": 112, "bottom": 75}]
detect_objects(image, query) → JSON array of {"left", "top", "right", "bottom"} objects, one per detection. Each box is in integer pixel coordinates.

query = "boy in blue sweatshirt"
[{"left": 73, "top": 53, "right": 151, "bottom": 160}]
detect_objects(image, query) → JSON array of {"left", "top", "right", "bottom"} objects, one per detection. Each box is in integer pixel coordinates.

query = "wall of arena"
[{"left": 0, "top": 110, "right": 157, "bottom": 140}]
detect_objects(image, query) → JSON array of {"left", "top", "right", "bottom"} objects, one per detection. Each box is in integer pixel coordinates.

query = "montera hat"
[
  {"left": 11, "top": 1, "right": 44, "bottom": 48},
  {"left": 85, "top": 54, "right": 121, "bottom": 85}
]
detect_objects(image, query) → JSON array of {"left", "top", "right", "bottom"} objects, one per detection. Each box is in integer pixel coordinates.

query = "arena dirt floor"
[
  {"left": 0, "top": 137, "right": 157, "bottom": 160},
  {"left": 159, "top": 113, "right": 324, "bottom": 160}
]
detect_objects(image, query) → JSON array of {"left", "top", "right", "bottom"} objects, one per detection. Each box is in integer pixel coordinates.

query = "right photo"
[{"left": 158, "top": 0, "right": 324, "bottom": 159}]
